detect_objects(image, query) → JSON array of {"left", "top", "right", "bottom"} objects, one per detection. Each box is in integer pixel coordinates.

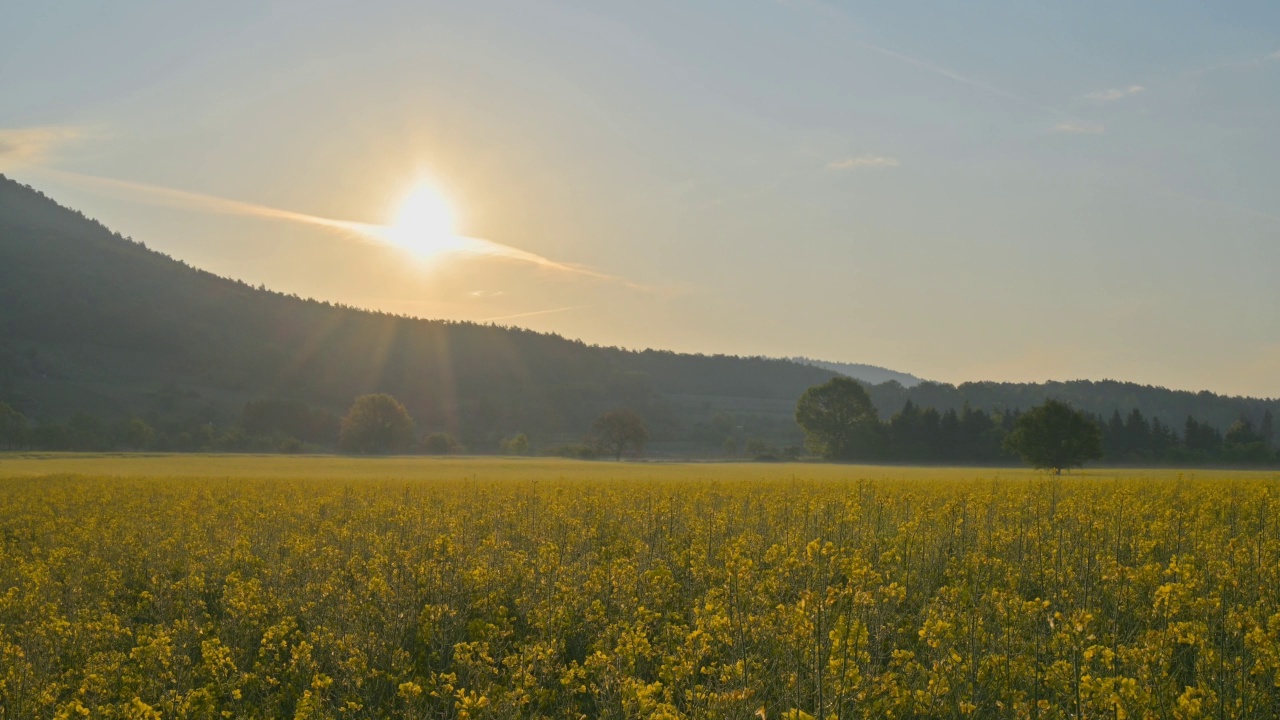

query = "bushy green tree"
[
  {"left": 794, "top": 377, "right": 881, "bottom": 460},
  {"left": 339, "top": 394, "right": 415, "bottom": 454},
  {"left": 421, "top": 432, "right": 463, "bottom": 455},
  {"left": 1004, "top": 399, "right": 1102, "bottom": 474},
  {"left": 501, "top": 433, "right": 530, "bottom": 455},
  {"left": 592, "top": 408, "right": 648, "bottom": 460},
  {"left": 119, "top": 417, "right": 155, "bottom": 450}
]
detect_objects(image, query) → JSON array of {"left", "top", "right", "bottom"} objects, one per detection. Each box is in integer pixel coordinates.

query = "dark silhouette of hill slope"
[{"left": 0, "top": 175, "right": 840, "bottom": 448}]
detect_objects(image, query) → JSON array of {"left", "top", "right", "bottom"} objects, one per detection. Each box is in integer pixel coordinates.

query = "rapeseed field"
[{"left": 1, "top": 455, "right": 1278, "bottom": 719}]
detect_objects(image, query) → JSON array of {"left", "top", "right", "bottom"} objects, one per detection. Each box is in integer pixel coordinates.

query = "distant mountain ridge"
[
  {"left": 789, "top": 357, "right": 924, "bottom": 387},
  {"left": 1, "top": 174, "right": 1275, "bottom": 455}
]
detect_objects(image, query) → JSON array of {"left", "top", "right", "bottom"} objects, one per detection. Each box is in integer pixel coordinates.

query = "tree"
[
  {"left": 592, "top": 408, "right": 649, "bottom": 460},
  {"left": 421, "top": 432, "right": 463, "bottom": 455},
  {"left": 120, "top": 417, "right": 155, "bottom": 450},
  {"left": 0, "top": 402, "right": 27, "bottom": 449},
  {"left": 1184, "top": 416, "right": 1223, "bottom": 455},
  {"left": 339, "top": 394, "right": 416, "bottom": 454},
  {"left": 1003, "top": 399, "right": 1102, "bottom": 474},
  {"left": 501, "top": 433, "right": 530, "bottom": 455},
  {"left": 794, "top": 377, "right": 881, "bottom": 460},
  {"left": 744, "top": 439, "right": 773, "bottom": 460},
  {"left": 242, "top": 399, "right": 338, "bottom": 445},
  {"left": 1223, "top": 417, "right": 1270, "bottom": 463},
  {"left": 1224, "top": 417, "right": 1262, "bottom": 447}
]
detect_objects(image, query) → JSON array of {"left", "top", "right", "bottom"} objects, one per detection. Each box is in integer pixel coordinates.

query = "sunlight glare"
[{"left": 388, "top": 182, "right": 465, "bottom": 257}]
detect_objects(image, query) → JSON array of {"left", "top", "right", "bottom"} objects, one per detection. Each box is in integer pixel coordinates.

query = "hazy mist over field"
[{"left": 3, "top": 1, "right": 1279, "bottom": 396}]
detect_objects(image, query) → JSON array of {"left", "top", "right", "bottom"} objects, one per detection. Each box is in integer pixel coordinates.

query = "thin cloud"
[
  {"left": 38, "top": 167, "right": 375, "bottom": 234},
  {"left": 30, "top": 167, "right": 646, "bottom": 289},
  {"left": 851, "top": 38, "right": 1066, "bottom": 118},
  {"left": 827, "top": 155, "right": 900, "bottom": 170},
  {"left": 1052, "top": 121, "right": 1106, "bottom": 135},
  {"left": 483, "top": 306, "right": 584, "bottom": 323},
  {"left": 0, "top": 126, "right": 81, "bottom": 168},
  {"left": 788, "top": 0, "right": 1066, "bottom": 119},
  {"left": 1084, "top": 85, "right": 1145, "bottom": 102}
]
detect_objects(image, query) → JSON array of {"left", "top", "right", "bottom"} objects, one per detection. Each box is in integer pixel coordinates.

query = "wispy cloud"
[
  {"left": 482, "top": 306, "right": 584, "bottom": 323},
  {"left": 1083, "top": 85, "right": 1145, "bottom": 102},
  {"left": 30, "top": 166, "right": 646, "bottom": 288},
  {"left": 827, "top": 155, "right": 900, "bottom": 170},
  {"left": 0, "top": 126, "right": 81, "bottom": 168},
  {"left": 787, "top": 0, "right": 1066, "bottom": 119},
  {"left": 37, "top": 166, "right": 376, "bottom": 234},
  {"left": 851, "top": 39, "right": 1066, "bottom": 118},
  {"left": 1051, "top": 121, "right": 1106, "bottom": 135}
]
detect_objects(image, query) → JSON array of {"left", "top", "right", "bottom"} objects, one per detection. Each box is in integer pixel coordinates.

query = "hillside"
[
  {"left": 0, "top": 175, "right": 840, "bottom": 451},
  {"left": 790, "top": 357, "right": 924, "bottom": 387},
  {"left": 1, "top": 175, "right": 1275, "bottom": 456}
]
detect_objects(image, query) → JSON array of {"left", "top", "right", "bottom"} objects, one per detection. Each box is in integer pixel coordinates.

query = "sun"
[{"left": 387, "top": 182, "right": 463, "bottom": 257}]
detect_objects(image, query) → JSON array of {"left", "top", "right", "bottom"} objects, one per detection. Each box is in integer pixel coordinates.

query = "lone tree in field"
[
  {"left": 795, "top": 376, "right": 881, "bottom": 460},
  {"left": 592, "top": 408, "right": 648, "bottom": 460},
  {"left": 1004, "top": 399, "right": 1102, "bottom": 474},
  {"left": 339, "top": 394, "right": 416, "bottom": 454}
]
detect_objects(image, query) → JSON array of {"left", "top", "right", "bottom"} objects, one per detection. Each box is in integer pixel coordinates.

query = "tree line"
[
  {"left": 795, "top": 377, "right": 1277, "bottom": 467},
  {"left": 0, "top": 395, "right": 651, "bottom": 460},
  {"left": 5, "top": 378, "right": 1274, "bottom": 468}
]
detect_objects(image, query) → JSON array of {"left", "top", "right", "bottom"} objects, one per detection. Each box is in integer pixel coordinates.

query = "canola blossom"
[{"left": 1, "top": 459, "right": 1279, "bottom": 719}]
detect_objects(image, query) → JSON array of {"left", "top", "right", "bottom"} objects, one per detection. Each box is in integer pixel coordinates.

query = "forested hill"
[
  {"left": 0, "top": 175, "right": 839, "bottom": 449},
  {"left": 1, "top": 175, "right": 1274, "bottom": 455},
  {"left": 790, "top": 357, "right": 923, "bottom": 387}
]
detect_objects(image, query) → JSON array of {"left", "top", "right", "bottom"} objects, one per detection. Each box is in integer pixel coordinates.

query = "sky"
[{"left": 2, "top": 0, "right": 1278, "bottom": 397}]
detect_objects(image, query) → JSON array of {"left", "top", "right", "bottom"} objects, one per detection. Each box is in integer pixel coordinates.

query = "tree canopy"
[
  {"left": 338, "top": 394, "right": 416, "bottom": 454},
  {"left": 1003, "top": 399, "right": 1103, "bottom": 473},
  {"left": 794, "top": 377, "right": 881, "bottom": 460},
  {"left": 592, "top": 408, "right": 649, "bottom": 460}
]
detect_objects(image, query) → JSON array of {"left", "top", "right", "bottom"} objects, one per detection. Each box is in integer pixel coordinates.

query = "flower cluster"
[{"left": 1, "top": 472, "right": 1278, "bottom": 718}]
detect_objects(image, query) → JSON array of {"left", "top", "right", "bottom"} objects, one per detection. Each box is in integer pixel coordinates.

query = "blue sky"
[{"left": 2, "top": 0, "right": 1278, "bottom": 396}]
